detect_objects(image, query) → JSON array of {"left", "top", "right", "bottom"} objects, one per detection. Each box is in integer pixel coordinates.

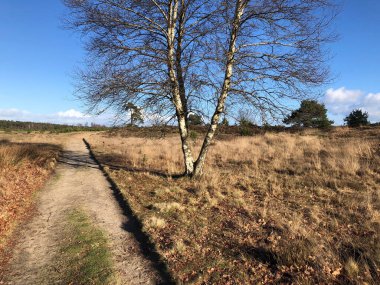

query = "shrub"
[
  {"left": 239, "top": 126, "right": 253, "bottom": 136},
  {"left": 344, "top": 109, "right": 370, "bottom": 127},
  {"left": 189, "top": 130, "right": 199, "bottom": 141},
  {"left": 188, "top": 114, "right": 203, "bottom": 125}
]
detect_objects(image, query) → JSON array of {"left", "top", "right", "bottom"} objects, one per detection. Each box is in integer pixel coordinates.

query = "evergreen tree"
[
  {"left": 123, "top": 102, "right": 144, "bottom": 126},
  {"left": 344, "top": 109, "right": 370, "bottom": 127},
  {"left": 221, "top": 117, "right": 229, "bottom": 126},
  {"left": 283, "top": 100, "right": 333, "bottom": 128},
  {"left": 188, "top": 114, "right": 203, "bottom": 125}
]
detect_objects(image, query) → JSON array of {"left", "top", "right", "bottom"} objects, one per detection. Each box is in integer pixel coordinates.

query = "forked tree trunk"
[
  {"left": 169, "top": 0, "right": 246, "bottom": 178},
  {"left": 65, "top": 0, "right": 336, "bottom": 179},
  {"left": 192, "top": 0, "right": 247, "bottom": 178}
]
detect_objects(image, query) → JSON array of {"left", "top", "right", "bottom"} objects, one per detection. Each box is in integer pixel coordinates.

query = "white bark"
[
  {"left": 167, "top": 0, "right": 195, "bottom": 175},
  {"left": 193, "top": 0, "right": 248, "bottom": 177}
]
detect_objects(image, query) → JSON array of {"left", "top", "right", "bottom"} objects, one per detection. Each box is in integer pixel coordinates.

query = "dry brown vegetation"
[
  {"left": 88, "top": 127, "right": 380, "bottom": 284},
  {"left": 0, "top": 133, "right": 61, "bottom": 254}
]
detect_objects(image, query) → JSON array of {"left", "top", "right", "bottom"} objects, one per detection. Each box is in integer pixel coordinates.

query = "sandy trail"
[{"left": 1, "top": 134, "right": 162, "bottom": 284}]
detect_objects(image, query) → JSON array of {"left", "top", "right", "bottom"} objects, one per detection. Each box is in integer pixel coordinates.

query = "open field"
[
  {"left": 1, "top": 128, "right": 379, "bottom": 284},
  {"left": 0, "top": 133, "right": 62, "bottom": 253},
  {"left": 87, "top": 127, "right": 380, "bottom": 284}
]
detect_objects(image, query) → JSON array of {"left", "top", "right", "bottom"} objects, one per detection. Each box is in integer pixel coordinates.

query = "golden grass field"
[
  {"left": 0, "top": 133, "right": 62, "bottom": 253},
  {"left": 88, "top": 127, "right": 380, "bottom": 284}
]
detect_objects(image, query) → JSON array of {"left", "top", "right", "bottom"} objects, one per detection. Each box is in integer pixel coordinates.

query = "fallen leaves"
[
  {"left": 332, "top": 267, "right": 342, "bottom": 277},
  {"left": 0, "top": 142, "right": 59, "bottom": 253}
]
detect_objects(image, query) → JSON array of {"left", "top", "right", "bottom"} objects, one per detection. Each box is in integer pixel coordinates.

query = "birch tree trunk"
[
  {"left": 167, "top": 0, "right": 195, "bottom": 175},
  {"left": 192, "top": 0, "right": 248, "bottom": 178}
]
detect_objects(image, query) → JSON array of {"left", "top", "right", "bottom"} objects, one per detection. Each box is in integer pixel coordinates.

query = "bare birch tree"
[{"left": 65, "top": 0, "right": 336, "bottom": 177}]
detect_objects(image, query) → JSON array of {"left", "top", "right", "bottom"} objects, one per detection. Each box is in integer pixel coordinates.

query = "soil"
[{"left": 0, "top": 134, "right": 162, "bottom": 284}]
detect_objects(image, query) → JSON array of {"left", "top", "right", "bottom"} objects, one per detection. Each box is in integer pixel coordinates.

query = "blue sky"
[{"left": 0, "top": 0, "right": 379, "bottom": 125}]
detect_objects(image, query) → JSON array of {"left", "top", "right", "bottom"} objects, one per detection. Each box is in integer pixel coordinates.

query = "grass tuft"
[
  {"left": 344, "top": 257, "right": 359, "bottom": 279},
  {"left": 47, "top": 209, "right": 115, "bottom": 285},
  {"left": 146, "top": 216, "right": 167, "bottom": 229}
]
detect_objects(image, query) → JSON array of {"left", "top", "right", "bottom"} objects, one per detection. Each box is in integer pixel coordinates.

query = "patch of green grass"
[{"left": 48, "top": 209, "right": 115, "bottom": 285}]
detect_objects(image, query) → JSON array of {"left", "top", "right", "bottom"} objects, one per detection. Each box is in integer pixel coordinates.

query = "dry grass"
[
  {"left": 0, "top": 133, "right": 62, "bottom": 253},
  {"left": 88, "top": 127, "right": 380, "bottom": 284}
]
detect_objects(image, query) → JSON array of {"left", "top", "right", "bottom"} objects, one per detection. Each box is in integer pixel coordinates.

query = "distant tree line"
[
  {"left": 0, "top": 120, "right": 108, "bottom": 133},
  {"left": 183, "top": 100, "right": 376, "bottom": 133}
]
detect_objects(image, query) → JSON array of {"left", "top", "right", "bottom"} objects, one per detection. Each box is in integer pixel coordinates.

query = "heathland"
[
  {"left": 0, "top": 133, "right": 61, "bottom": 252},
  {"left": 87, "top": 126, "right": 380, "bottom": 284},
  {"left": 1, "top": 126, "right": 379, "bottom": 284}
]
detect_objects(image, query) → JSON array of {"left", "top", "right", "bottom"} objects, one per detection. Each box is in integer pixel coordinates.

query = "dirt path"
[{"left": 1, "top": 135, "right": 163, "bottom": 284}]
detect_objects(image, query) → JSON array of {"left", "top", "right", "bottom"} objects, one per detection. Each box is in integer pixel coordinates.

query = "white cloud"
[
  {"left": 0, "top": 108, "right": 30, "bottom": 119},
  {"left": 363, "top": 93, "right": 380, "bottom": 118},
  {"left": 364, "top": 92, "right": 380, "bottom": 104},
  {"left": 325, "top": 87, "right": 363, "bottom": 104},
  {"left": 0, "top": 108, "right": 112, "bottom": 126},
  {"left": 324, "top": 87, "right": 380, "bottom": 123},
  {"left": 57, "top": 109, "right": 90, "bottom": 118}
]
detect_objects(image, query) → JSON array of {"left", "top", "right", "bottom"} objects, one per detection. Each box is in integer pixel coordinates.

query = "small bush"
[
  {"left": 344, "top": 109, "right": 370, "bottom": 127},
  {"left": 189, "top": 130, "right": 199, "bottom": 141},
  {"left": 239, "top": 127, "right": 253, "bottom": 136}
]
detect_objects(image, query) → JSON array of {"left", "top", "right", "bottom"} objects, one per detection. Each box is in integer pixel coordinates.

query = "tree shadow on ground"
[
  {"left": 1, "top": 139, "right": 175, "bottom": 284},
  {"left": 57, "top": 152, "right": 99, "bottom": 169},
  {"left": 92, "top": 151, "right": 184, "bottom": 179},
  {"left": 339, "top": 243, "right": 380, "bottom": 283},
  {"left": 235, "top": 243, "right": 297, "bottom": 284},
  {"left": 83, "top": 139, "right": 175, "bottom": 284}
]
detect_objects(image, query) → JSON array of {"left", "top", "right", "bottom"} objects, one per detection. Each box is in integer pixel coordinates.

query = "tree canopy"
[
  {"left": 188, "top": 114, "right": 203, "bottom": 126},
  {"left": 283, "top": 100, "right": 333, "bottom": 129},
  {"left": 123, "top": 102, "right": 144, "bottom": 126},
  {"left": 65, "top": 0, "right": 337, "bottom": 177},
  {"left": 344, "top": 109, "right": 370, "bottom": 127}
]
